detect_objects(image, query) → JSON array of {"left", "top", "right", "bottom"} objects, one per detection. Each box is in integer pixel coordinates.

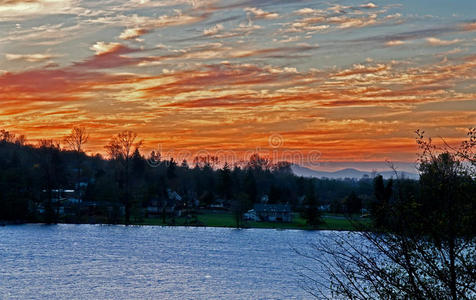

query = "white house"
[{"left": 243, "top": 209, "right": 259, "bottom": 221}]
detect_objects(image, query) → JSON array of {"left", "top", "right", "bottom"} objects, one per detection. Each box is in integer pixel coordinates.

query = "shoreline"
[
  {"left": 1, "top": 214, "right": 369, "bottom": 232},
  {"left": 1, "top": 222, "right": 360, "bottom": 231}
]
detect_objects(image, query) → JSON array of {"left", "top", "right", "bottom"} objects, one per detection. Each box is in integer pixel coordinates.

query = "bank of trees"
[
  {"left": 0, "top": 128, "right": 422, "bottom": 228},
  {"left": 2, "top": 128, "right": 375, "bottom": 224},
  {"left": 298, "top": 129, "right": 476, "bottom": 299}
]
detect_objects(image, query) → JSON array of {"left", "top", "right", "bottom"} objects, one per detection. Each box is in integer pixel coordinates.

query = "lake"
[{"left": 0, "top": 224, "right": 337, "bottom": 299}]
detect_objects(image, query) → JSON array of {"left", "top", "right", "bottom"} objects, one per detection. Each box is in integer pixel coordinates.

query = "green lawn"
[{"left": 138, "top": 211, "right": 370, "bottom": 231}]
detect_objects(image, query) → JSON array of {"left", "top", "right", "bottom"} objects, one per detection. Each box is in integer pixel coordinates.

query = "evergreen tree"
[
  {"left": 303, "top": 183, "right": 321, "bottom": 226},
  {"left": 344, "top": 191, "right": 362, "bottom": 215}
]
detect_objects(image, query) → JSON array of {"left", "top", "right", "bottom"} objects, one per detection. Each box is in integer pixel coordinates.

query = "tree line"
[{"left": 0, "top": 128, "right": 377, "bottom": 226}]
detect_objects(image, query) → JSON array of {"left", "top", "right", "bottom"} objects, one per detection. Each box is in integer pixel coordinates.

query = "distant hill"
[{"left": 291, "top": 165, "right": 419, "bottom": 180}]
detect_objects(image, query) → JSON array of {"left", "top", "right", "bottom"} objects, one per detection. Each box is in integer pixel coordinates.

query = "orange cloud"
[
  {"left": 283, "top": 2, "right": 399, "bottom": 34},
  {"left": 385, "top": 40, "right": 406, "bottom": 46},
  {"left": 426, "top": 37, "right": 462, "bottom": 46},
  {"left": 5, "top": 53, "right": 58, "bottom": 62},
  {"left": 0, "top": 0, "right": 75, "bottom": 20},
  {"left": 244, "top": 7, "right": 279, "bottom": 19},
  {"left": 461, "top": 22, "right": 476, "bottom": 31},
  {"left": 76, "top": 43, "right": 141, "bottom": 69},
  {"left": 360, "top": 2, "right": 377, "bottom": 8},
  {"left": 119, "top": 28, "right": 149, "bottom": 40},
  {"left": 203, "top": 23, "right": 224, "bottom": 36},
  {"left": 90, "top": 42, "right": 124, "bottom": 55}
]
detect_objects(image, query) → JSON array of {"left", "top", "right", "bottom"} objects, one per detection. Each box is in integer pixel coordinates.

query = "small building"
[
  {"left": 260, "top": 195, "right": 269, "bottom": 203},
  {"left": 254, "top": 204, "right": 292, "bottom": 222},
  {"left": 146, "top": 199, "right": 161, "bottom": 215},
  {"left": 167, "top": 189, "right": 182, "bottom": 202},
  {"left": 243, "top": 209, "right": 259, "bottom": 221},
  {"left": 164, "top": 189, "right": 184, "bottom": 216},
  {"left": 210, "top": 198, "right": 226, "bottom": 209},
  {"left": 39, "top": 189, "right": 78, "bottom": 215}
]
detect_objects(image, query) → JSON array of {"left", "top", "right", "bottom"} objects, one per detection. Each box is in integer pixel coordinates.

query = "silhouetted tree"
[
  {"left": 247, "top": 153, "right": 271, "bottom": 170},
  {"left": 232, "top": 192, "right": 251, "bottom": 228},
  {"left": 297, "top": 129, "right": 476, "bottom": 299},
  {"left": 181, "top": 159, "right": 189, "bottom": 169},
  {"left": 0, "top": 130, "right": 16, "bottom": 143},
  {"left": 105, "top": 130, "right": 141, "bottom": 225},
  {"left": 371, "top": 175, "right": 393, "bottom": 228},
  {"left": 0, "top": 151, "right": 30, "bottom": 221},
  {"left": 64, "top": 126, "right": 89, "bottom": 222},
  {"left": 37, "top": 140, "right": 65, "bottom": 224},
  {"left": 218, "top": 162, "right": 232, "bottom": 200},
  {"left": 244, "top": 170, "right": 257, "bottom": 203},
  {"left": 344, "top": 191, "right": 362, "bottom": 215},
  {"left": 302, "top": 183, "right": 321, "bottom": 227},
  {"left": 166, "top": 158, "right": 177, "bottom": 179},
  {"left": 268, "top": 184, "right": 281, "bottom": 204}
]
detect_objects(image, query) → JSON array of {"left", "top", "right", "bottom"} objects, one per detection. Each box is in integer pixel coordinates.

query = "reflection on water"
[{"left": 0, "top": 224, "right": 331, "bottom": 299}]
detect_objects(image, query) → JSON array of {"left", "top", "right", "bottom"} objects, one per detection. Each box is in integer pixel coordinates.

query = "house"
[
  {"left": 243, "top": 209, "right": 259, "bottom": 221},
  {"left": 260, "top": 194, "right": 269, "bottom": 203},
  {"left": 39, "top": 189, "right": 79, "bottom": 215},
  {"left": 167, "top": 189, "right": 182, "bottom": 202},
  {"left": 253, "top": 204, "right": 292, "bottom": 222},
  {"left": 147, "top": 196, "right": 184, "bottom": 217},
  {"left": 210, "top": 198, "right": 226, "bottom": 209},
  {"left": 146, "top": 199, "right": 161, "bottom": 215},
  {"left": 160, "top": 189, "right": 184, "bottom": 217}
]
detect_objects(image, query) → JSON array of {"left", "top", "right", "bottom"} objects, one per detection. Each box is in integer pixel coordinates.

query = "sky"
[{"left": 0, "top": 0, "right": 475, "bottom": 171}]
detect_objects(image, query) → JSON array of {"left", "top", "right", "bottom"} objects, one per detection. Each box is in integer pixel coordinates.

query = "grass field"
[{"left": 138, "top": 211, "right": 370, "bottom": 231}]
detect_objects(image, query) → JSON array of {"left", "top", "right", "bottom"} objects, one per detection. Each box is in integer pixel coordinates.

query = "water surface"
[{"left": 0, "top": 224, "right": 329, "bottom": 299}]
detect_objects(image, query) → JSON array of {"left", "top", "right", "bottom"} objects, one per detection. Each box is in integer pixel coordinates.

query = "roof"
[
  {"left": 254, "top": 204, "right": 291, "bottom": 213},
  {"left": 167, "top": 189, "right": 182, "bottom": 201}
]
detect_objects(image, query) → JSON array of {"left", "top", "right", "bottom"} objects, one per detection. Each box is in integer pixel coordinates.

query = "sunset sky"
[{"left": 0, "top": 0, "right": 475, "bottom": 171}]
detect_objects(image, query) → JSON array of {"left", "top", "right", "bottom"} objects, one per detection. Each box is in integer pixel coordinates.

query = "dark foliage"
[
  {"left": 302, "top": 183, "right": 321, "bottom": 227},
  {"left": 297, "top": 129, "right": 476, "bottom": 299},
  {"left": 0, "top": 129, "right": 382, "bottom": 226}
]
